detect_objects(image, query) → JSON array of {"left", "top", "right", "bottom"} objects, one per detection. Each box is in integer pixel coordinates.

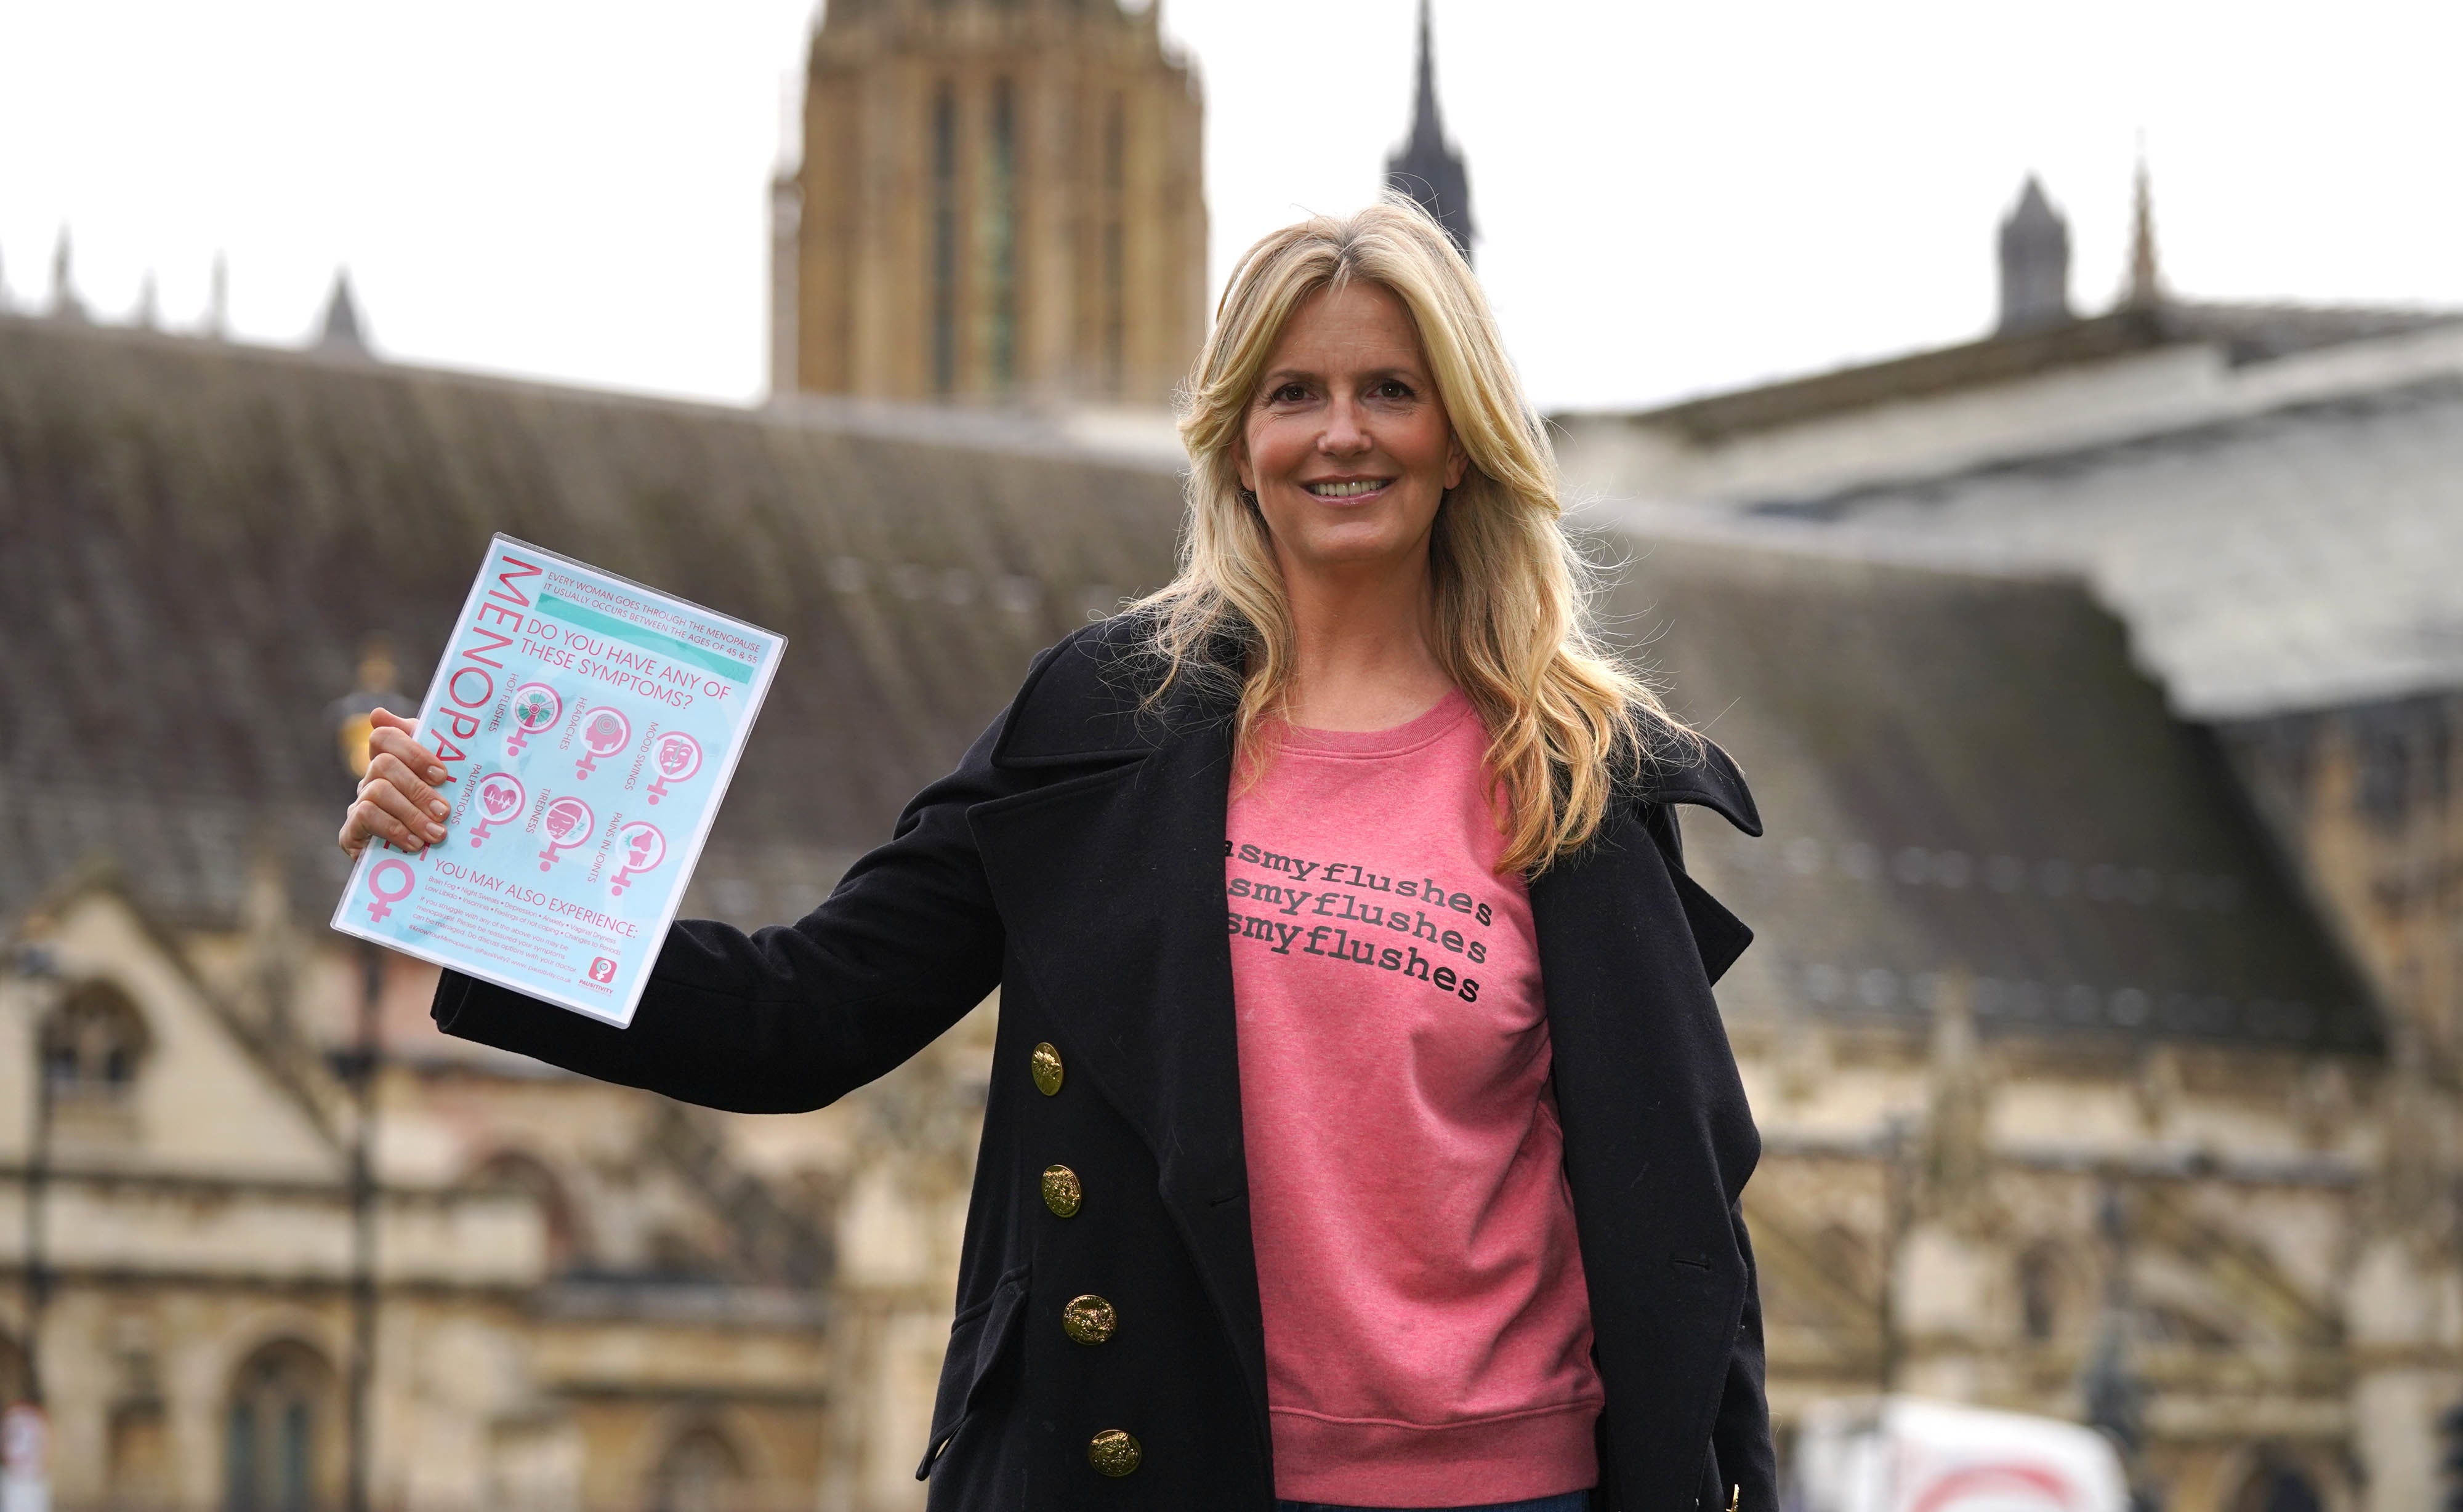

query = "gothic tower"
[
  {"left": 1382, "top": 0, "right": 1473, "bottom": 263},
  {"left": 1996, "top": 175, "right": 2071, "bottom": 335},
  {"left": 775, "top": 0, "right": 1207, "bottom": 407}
]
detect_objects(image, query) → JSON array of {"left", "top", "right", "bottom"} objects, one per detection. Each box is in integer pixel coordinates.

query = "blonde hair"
[{"left": 1138, "top": 196, "right": 1694, "bottom": 875}]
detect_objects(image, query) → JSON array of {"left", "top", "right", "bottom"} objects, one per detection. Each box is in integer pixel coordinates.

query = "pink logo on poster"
[
  {"left": 536, "top": 795, "right": 596, "bottom": 872},
  {"left": 365, "top": 858, "right": 416, "bottom": 922},
  {"left": 607, "top": 821, "right": 667, "bottom": 898},
  {"left": 587, "top": 956, "right": 618, "bottom": 984},
  {"left": 467, "top": 771, "right": 526, "bottom": 847},
  {"left": 506, "top": 682, "right": 562, "bottom": 757},
  {"left": 574, "top": 706, "right": 632, "bottom": 779},
  {"left": 645, "top": 732, "right": 702, "bottom": 805}
]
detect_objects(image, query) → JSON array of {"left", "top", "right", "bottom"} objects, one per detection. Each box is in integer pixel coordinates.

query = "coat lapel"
[{"left": 967, "top": 703, "right": 1271, "bottom": 1420}]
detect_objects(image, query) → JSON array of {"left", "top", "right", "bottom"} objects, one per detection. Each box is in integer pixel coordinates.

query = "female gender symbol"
[
  {"left": 506, "top": 682, "right": 562, "bottom": 758},
  {"left": 607, "top": 821, "right": 668, "bottom": 898},
  {"left": 537, "top": 795, "right": 596, "bottom": 872},
  {"left": 574, "top": 706, "right": 633, "bottom": 779},
  {"left": 365, "top": 858, "right": 417, "bottom": 922},
  {"left": 645, "top": 732, "right": 703, "bottom": 805},
  {"left": 467, "top": 771, "right": 526, "bottom": 848}
]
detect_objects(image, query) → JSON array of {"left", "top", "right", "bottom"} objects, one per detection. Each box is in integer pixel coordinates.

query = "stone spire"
[
  {"left": 1382, "top": 0, "right": 1474, "bottom": 263},
  {"left": 316, "top": 268, "right": 371, "bottom": 358},
  {"left": 1996, "top": 175, "right": 2073, "bottom": 336},
  {"left": 2124, "top": 146, "right": 2162, "bottom": 310},
  {"left": 49, "top": 228, "right": 89, "bottom": 322}
]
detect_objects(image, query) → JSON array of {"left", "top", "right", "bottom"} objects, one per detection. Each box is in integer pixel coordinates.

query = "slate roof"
[
  {"left": 0, "top": 312, "right": 2374, "bottom": 1053},
  {"left": 0, "top": 313, "right": 1185, "bottom": 934},
  {"left": 1617, "top": 374, "right": 2463, "bottom": 721},
  {"left": 1576, "top": 300, "right": 2459, "bottom": 444},
  {"left": 1610, "top": 536, "right": 2376, "bottom": 1053}
]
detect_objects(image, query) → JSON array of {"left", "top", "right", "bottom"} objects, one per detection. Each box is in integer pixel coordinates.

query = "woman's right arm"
[{"left": 344, "top": 699, "right": 1027, "bottom": 1116}]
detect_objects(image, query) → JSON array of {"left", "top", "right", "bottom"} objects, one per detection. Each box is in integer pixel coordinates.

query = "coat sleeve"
[
  {"left": 1642, "top": 798, "right": 1778, "bottom": 1509},
  {"left": 1712, "top": 1199, "right": 1778, "bottom": 1510},
  {"left": 429, "top": 688, "right": 1033, "bottom": 1115}
]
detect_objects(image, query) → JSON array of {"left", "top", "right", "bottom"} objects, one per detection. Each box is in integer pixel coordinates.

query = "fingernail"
[
  {"left": 426, "top": 766, "right": 446, "bottom": 782},
  {"left": 429, "top": 800, "right": 449, "bottom": 819},
  {"left": 425, "top": 823, "right": 446, "bottom": 840}
]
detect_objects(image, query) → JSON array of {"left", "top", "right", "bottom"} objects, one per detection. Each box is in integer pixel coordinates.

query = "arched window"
[
  {"left": 224, "top": 1341, "right": 337, "bottom": 1512},
  {"left": 472, "top": 1149, "right": 587, "bottom": 1272},
  {"left": 2017, "top": 1241, "right": 2071, "bottom": 1342},
  {"left": 648, "top": 1424, "right": 747, "bottom": 1512},
  {"left": 2231, "top": 1458, "right": 2326, "bottom": 1512},
  {"left": 42, "top": 981, "right": 151, "bottom": 1098}
]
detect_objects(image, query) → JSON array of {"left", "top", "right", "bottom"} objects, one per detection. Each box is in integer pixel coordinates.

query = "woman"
[{"left": 342, "top": 199, "right": 1772, "bottom": 1512}]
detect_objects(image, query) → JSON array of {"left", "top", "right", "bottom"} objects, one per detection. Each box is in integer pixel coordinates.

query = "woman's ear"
[
  {"left": 1234, "top": 435, "right": 1258, "bottom": 496},
  {"left": 1445, "top": 436, "right": 1469, "bottom": 491}
]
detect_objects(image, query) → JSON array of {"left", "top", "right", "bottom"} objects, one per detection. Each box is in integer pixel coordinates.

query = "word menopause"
[{"left": 1223, "top": 841, "right": 1495, "bottom": 1002}]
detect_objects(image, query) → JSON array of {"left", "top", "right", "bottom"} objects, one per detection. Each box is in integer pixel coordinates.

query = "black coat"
[{"left": 432, "top": 622, "right": 1775, "bottom": 1511}]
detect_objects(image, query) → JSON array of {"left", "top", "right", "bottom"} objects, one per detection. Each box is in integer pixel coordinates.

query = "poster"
[{"left": 331, "top": 535, "right": 784, "bottom": 1027}]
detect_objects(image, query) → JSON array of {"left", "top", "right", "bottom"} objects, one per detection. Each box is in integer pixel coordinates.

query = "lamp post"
[
  {"left": 331, "top": 641, "right": 407, "bottom": 1512},
  {"left": 4, "top": 944, "right": 60, "bottom": 1512}
]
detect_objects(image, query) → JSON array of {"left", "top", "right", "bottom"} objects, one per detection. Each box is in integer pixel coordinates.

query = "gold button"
[
  {"left": 1061, "top": 1294, "right": 1117, "bottom": 1346},
  {"left": 1086, "top": 1428, "right": 1141, "bottom": 1477},
  {"left": 1041, "top": 1164, "right": 1081, "bottom": 1218},
  {"left": 1030, "top": 1042, "right": 1064, "bottom": 1096}
]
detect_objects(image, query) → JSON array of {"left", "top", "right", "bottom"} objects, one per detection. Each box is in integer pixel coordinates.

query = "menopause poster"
[{"left": 331, "top": 536, "right": 784, "bottom": 1027}]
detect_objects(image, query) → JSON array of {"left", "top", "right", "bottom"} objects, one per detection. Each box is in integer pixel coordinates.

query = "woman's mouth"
[{"left": 1304, "top": 478, "right": 1393, "bottom": 500}]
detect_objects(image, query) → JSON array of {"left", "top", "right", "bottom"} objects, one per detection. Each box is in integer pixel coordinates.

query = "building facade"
[
  {"left": 1552, "top": 172, "right": 2463, "bottom": 1511},
  {"left": 771, "top": 0, "right": 1207, "bottom": 408}
]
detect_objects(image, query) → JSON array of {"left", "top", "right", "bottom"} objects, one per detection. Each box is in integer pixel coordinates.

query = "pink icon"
[
  {"left": 587, "top": 956, "right": 618, "bottom": 984},
  {"left": 574, "top": 707, "right": 632, "bottom": 779},
  {"left": 506, "top": 682, "right": 562, "bottom": 757},
  {"left": 467, "top": 771, "right": 526, "bottom": 847},
  {"left": 646, "top": 732, "right": 703, "bottom": 805},
  {"left": 608, "top": 821, "right": 667, "bottom": 898},
  {"left": 537, "top": 796, "right": 596, "bottom": 872},
  {"left": 366, "top": 858, "right": 416, "bottom": 922}
]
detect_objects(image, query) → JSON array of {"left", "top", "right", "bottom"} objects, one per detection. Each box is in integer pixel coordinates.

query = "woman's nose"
[{"left": 1318, "top": 398, "right": 1371, "bottom": 455}]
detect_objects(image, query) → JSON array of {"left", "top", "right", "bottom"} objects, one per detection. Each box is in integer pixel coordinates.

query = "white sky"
[{"left": 4, "top": 0, "right": 2459, "bottom": 414}]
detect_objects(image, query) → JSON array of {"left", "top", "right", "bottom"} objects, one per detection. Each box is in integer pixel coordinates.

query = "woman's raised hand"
[{"left": 338, "top": 709, "right": 452, "bottom": 859}]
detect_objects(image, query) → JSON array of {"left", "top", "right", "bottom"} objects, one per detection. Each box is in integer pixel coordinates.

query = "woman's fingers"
[
  {"left": 338, "top": 710, "right": 453, "bottom": 859},
  {"left": 368, "top": 718, "right": 446, "bottom": 787},
  {"left": 368, "top": 750, "right": 451, "bottom": 830},
  {"left": 345, "top": 794, "right": 428, "bottom": 856},
  {"left": 362, "top": 766, "right": 448, "bottom": 847}
]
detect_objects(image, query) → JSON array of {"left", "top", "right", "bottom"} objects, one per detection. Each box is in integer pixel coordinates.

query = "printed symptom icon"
[
  {"left": 536, "top": 795, "right": 597, "bottom": 873},
  {"left": 574, "top": 706, "right": 633, "bottom": 780},
  {"left": 608, "top": 821, "right": 667, "bottom": 898},
  {"left": 467, "top": 771, "right": 526, "bottom": 848},
  {"left": 365, "top": 858, "right": 416, "bottom": 923},
  {"left": 645, "top": 731, "right": 703, "bottom": 805},
  {"left": 506, "top": 682, "right": 562, "bottom": 758}
]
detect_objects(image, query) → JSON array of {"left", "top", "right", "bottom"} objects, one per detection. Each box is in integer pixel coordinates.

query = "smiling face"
[{"left": 1235, "top": 280, "right": 1468, "bottom": 582}]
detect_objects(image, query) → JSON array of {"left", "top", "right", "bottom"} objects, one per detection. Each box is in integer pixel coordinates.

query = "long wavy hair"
[{"left": 1135, "top": 196, "right": 1693, "bottom": 876}]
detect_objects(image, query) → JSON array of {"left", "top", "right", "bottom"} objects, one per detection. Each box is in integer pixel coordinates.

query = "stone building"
[
  {"left": 7, "top": 164, "right": 2458, "bottom": 1511},
  {"left": 769, "top": 0, "right": 1207, "bottom": 407},
  {"left": 0, "top": 306, "right": 1184, "bottom": 1512},
  {"left": 1554, "top": 170, "right": 2463, "bottom": 1511}
]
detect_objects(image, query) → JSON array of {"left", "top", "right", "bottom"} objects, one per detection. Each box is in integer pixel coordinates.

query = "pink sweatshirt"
[{"left": 1224, "top": 690, "right": 1603, "bottom": 1507}]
